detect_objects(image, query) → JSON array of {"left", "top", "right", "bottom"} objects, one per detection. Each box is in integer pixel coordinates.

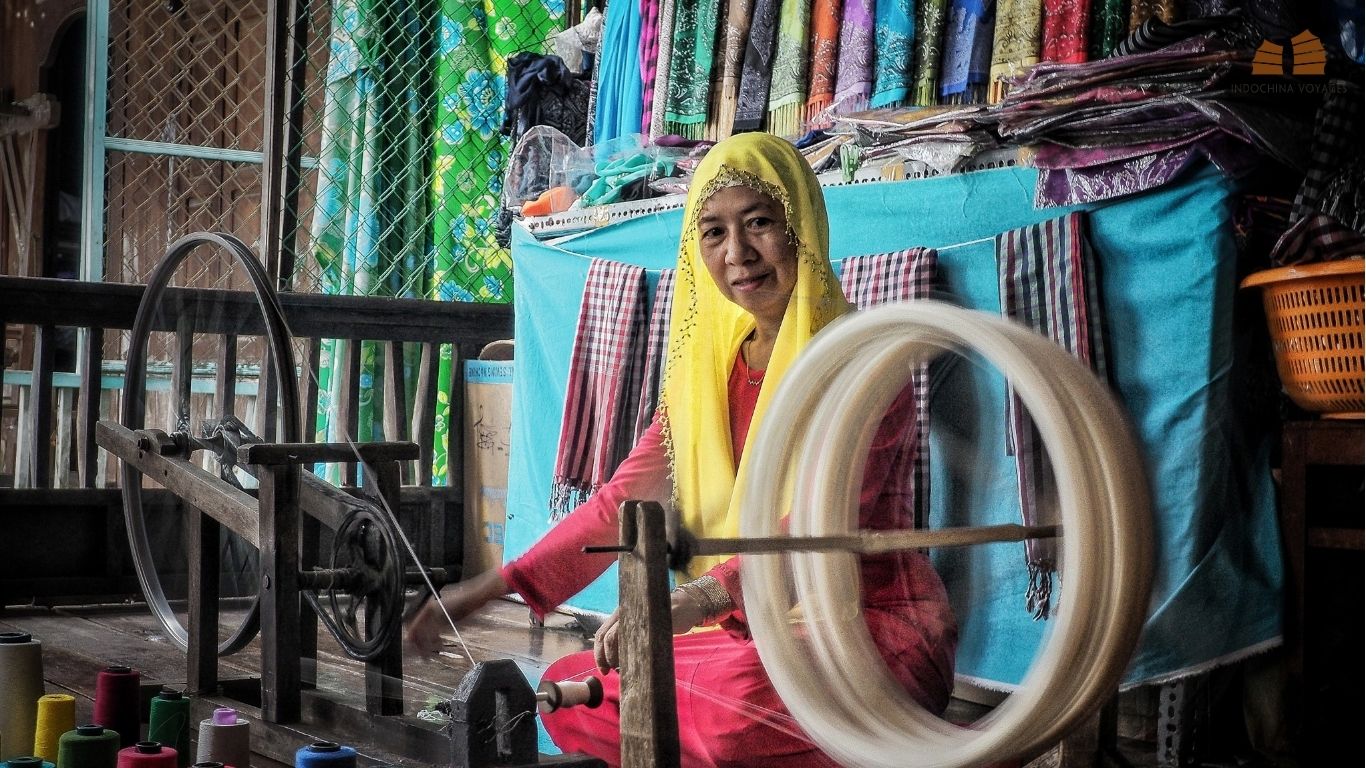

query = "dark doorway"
[{"left": 41, "top": 14, "right": 86, "bottom": 372}]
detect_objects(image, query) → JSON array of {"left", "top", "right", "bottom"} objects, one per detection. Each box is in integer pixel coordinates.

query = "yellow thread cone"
[{"left": 35, "top": 694, "right": 76, "bottom": 762}]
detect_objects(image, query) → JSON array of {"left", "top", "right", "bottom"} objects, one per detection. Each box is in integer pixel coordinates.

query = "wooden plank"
[
  {"left": 365, "top": 459, "right": 404, "bottom": 716},
  {"left": 54, "top": 387, "right": 73, "bottom": 489},
  {"left": 216, "top": 333, "right": 238, "bottom": 420},
  {"left": 78, "top": 327, "right": 104, "bottom": 488},
  {"left": 239, "top": 441, "right": 419, "bottom": 466},
  {"left": 258, "top": 349, "right": 279, "bottom": 442},
  {"left": 340, "top": 339, "right": 361, "bottom": 486},
  {"left": 170, "top": 317, "right": 194, "bottom": 432},
  {"left": 28, "top": 323, "right": 55, "bottom": 488},
  {"left": 411, "top": 343, "right": 438, "bottom": 487},
  {"left": 444, "top": 344, "right": 465, "bottom": 492},
  {"left": 617, "top": 501, "right": 681, "bottom": 768},
  {"left": 187, "top": 508, "right": 221, "bottom": 694},
  {"left": 300, "top": 336, "right": 321, "bottom": 444},
  {"left": 382, "top": 341, "right": 409, "bottom": 484},
  {"left": 258, "top": 463, "right": 302, "bottom": 723}
]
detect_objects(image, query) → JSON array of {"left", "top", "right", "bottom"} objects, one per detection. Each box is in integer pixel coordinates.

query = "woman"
[{"left": 407, "top": 132, "right": 957, "bottom": 767}]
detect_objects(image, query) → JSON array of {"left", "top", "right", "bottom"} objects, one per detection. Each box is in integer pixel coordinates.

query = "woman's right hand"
[{"left": 406, "top": 568, "right": 509, "bottom": 658}]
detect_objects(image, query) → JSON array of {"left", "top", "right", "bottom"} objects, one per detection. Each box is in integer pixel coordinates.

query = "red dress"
[{"left": 502, "top": 359, "right": 958, "bottom": 768}]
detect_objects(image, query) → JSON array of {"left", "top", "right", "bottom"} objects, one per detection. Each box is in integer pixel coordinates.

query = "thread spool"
[
  {"left": 56, "top": 725, "right": 118, "bottom": 768},
  {"left": 4, "top": 756, "right": 55, "bottom": 768},
  {"left": 115, "top": 743, "right": 175, "bottom": 768},
  {"left": 292, "top": 742, "right": 355, "bottom": 768},
  {"left": 144, "top": 693, "right": 188, "bottom": 768},
  {"left": 33, "top": 695, "right": 76, "bottom": 762},
  {"left": 0, "top": 632, "right": 46, "bottom": 761},
  {"left": 91, "top": 668, "right": 140, "bottom": 748},
  {"left": 535, "top": 677, "right": 604, "bottom": 714},
  {"left": 193, "top": 709, "right": 248, "bottom": 768}
]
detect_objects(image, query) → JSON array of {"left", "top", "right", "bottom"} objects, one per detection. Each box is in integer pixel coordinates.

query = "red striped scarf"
[
  {"left": 997, "top": 211, "right": 1108, "bottom": 619},
  {"left": 551, "top": 259, "right": 650, "bottom": 520},
  {"left": 839, "top": 247, "right": 939, "bottom": 529},
  {"left": 632, "top": 268, "right": 677, "bottom": 445}
]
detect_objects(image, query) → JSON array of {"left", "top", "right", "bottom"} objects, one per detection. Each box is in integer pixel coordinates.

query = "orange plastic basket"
[{"left": 1241, "top": 259, "right": 1364, "bottom": 418}]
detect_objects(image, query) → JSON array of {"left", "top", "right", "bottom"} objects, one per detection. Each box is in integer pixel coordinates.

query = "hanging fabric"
[
  {"left": 632, "top": 269, "right": 678, "bottom": 444},
  {"left": 939, "top": 0, "right": 996, "bottom": 104},
  {"left": 996, "top": 211, "right": 1108, "bottom": 619},
  {"left": 805, "top": 0, "right": 842, "bottom": 123},
  {"left": 839, "top": 247, "right": 939, "bottom": 529},
  {"left": 663, "top": 0, "right": 724, "bottom": 138},
  {"left": 734, "top": 0, "right": 781, "bottom": 132},
  {"left": 715, "top": 0, "right": 757, "bottom": 138},
  {"left": 550, "top": 259, "right": 650, "bottom": 520},
  {"left": 1088, "top": 0, "right": 1129, "bottom": 59},
  {"left": 988, "top": 0, "right": 1042, "bottom": 102},
  {"left": 834, "top": 0, "right": 876, "bottom": 112},
  {"left": 594, "top": 0, "right": 645, "bottom": 144},
  {"left": 650, "top": 0, "right": 680, "bottom": 139},
  {"left": 766, "top": 0, "right": 812, "bottom": 136},
  {"left": 912, "top": 0, "right": 950, "bottom": 105},
  {"left": 640, "top": 0, "right": 663, "bottom": 135},
  {"left": 871, "top": 0, "right": 917, "bottom": 107},
  {"left": 1129, "top": 0, "right": 1179, "bottom": 31},
  {"left": 1041, "top": 0, "right": 1090, "bottom": 63}
]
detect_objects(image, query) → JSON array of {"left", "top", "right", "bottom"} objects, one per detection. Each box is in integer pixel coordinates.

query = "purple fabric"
[
  {"left": 640, "top": 0, "right": 662, "bottom": 135},
  {"left": 1034, "top": 134, "right": 1253, "bottom": 207},
  {"left": 834, "top": 0, "right": 876, "bottom": 109}
]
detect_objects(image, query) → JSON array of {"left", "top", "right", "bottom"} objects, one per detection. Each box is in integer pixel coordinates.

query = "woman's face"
[{"left": 696, "top": 185, "right": 798, "bottom": 328}]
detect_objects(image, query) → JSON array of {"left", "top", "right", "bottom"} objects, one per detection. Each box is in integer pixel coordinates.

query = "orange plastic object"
[
  {"left": 521, "top": 186, "right": 577, "bottom": 216},
  {"left": 1241, "top": 259, "right": 1364, "bottom": 418}
]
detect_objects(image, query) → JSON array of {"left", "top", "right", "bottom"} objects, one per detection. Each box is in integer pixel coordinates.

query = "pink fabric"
[{"left": 502, "top": 356, "right": 958, "bottom": 764}]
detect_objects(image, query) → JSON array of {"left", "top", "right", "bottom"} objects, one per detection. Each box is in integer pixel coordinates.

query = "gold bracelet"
[{"left": 675, "top": 575, "right": 734, "bottom": 626}]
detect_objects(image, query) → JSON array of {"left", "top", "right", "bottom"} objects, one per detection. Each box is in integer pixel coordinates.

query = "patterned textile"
[
  {"left": 650, "top": 0, "right": 679, "bottom": 139},
  {"left": 550, "top": 259, "right": 649, "bottom": 519},
  {"left": 1087, "top": 0, "right": 1128, "bottom": 59},
  {"left": 996, "top": 211, "right": 1108, "bottom": 619},
  {"left": 1270, "top": 213, "right": 1365, "bottom": 267},
  {"left": 1292, "top": 82, "right": 1365, "bottom": 231},
  {"left": 834, "top": 0, "right": 876, "bottom": 111},
  {"left": 1111, "top": 12, "right": 1231, "bottom": 56},
  {"left": 988, "top": 0, "right": 1042, "bottom": 102},
  {"left": 839, "top": 247, "right": 939, "bottom": 528},
  {"left": 715, "top": 0, "right": 757, "bottom": 136},
  {"left": 594, "top": 0, "right": 645, "bottom": 144},
  {"left": 805, "top": 0, "right": 842, "bottom": 120},
  {"left": 430, "top": 0, "right": 562, "bottom": 482},
  {"left": 912, "top": 0, "right": 950, "bottom": 105},
  {"left": 1129, "top": 0, "right": 1179, "bottom": 30},
  {"left": 640, "top": 0, "right": 663, "bottom": 135},
  {"left": 1033, "top": 133, "right": 1252, "bottom": 207},
  {"left": 939, "top": 0, "right": 996, "bottom": 102},
  {"left": 735, "top": 0, "right": 781, "bottom": 132},
  {"left": 664, "top": 0, "right": 724, "bottom": 138},
  {"left": 632, "top": 269, "right": 678, "bottom": 444},
  {"left": 767, "top": 0, "right": 812, "bottom": 136},
  {"left": 1041, "top": 0, "right": 1089, "bottom": 63},
  {"left": 871, "top": 0, "right": 917, "bottom": 107}
]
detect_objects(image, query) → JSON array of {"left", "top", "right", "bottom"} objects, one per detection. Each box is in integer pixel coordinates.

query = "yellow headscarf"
[{"left": 662, "top": 132, "right": 852, "bottom": 578}]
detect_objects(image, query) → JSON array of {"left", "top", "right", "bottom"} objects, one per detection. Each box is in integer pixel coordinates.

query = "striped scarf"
[
  {"left": 633, "top": 269, "right": 678, "bottom": 443},
  {"left": 839, "top": 247, "right": 939, "bottom": 529},
  {"left": 550, "top": 259, "right": 649, "bottom": 520},
  {"left": 996, "top": 211, "right": 1108, "bottom": 619}
]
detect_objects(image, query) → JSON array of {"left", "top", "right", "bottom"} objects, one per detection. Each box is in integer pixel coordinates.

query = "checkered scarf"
[
  {"left": 839, "top": 247, "right": 939, "bottom": 529},
  {"left": 997, "top": 211, "right": 1108, "bottom": 619},
  {"left": 550, "top": 259, "right": 650, "bottom": 520},
  {"left": 632, "top": 268, "right": 677, "bottom": 445},
  {"left": 1292, "top": 82, "right": 1364, "bottom": 232},
  {"left": 1271, "top": 212, "right": 1365, "bottom": 267}
]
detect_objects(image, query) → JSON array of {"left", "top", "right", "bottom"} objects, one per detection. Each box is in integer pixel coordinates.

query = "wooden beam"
[
  {"left": 617, "top": 501, "right": 681, "bottom": 768},
  {"left": 78, "top": 327, "right": 104, "bottom": 488},
  {"left": 28, "top": 323, "right": 54, "bottom": 487}
]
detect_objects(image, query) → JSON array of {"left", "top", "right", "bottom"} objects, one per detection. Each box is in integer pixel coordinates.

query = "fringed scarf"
[
  {"left": 1041, "top": 0, "right": 1090, "bottom": 63},
  {"left": 839, "top": 247, "right": 939, "bottom": 528},
  {"left": 1088, "top": 0, "right": 1128, "bottom": 59},
  {"left": 767, "top": 0, "right": 812, "bottom": 137},
  {"left": 871, "top": 0, "right": 917, "bottom": 108},
  {"left": 805, "top": 0, "right": 842, "bottom": 124},
  {"left": 650, "top": 0, "right": 679, "bottom": 139},
  {"left": 663, "top": 0, "right": 723, "bottom": 139},
  {"left": 734, "top": 0, "right": 781, "bottom": 132},
  {"left": 940, "top": 0, "right": 996, "bottom": 104},
  {"left": 988, "top": 0, "right": 1042, "bottom": 103},
  {"left": 912, "top": 0, "right": 949, "bottom": 105},
  {"left": 640, "top": 0, "right": 663, "bottom": 135},
  {"left": 550, "top": 259, "right": 649, "bottom": 520},
  {"left": 715, "top": 0, "right": 756, "bottom": 138},
  {"left": 996, "top": 211, "right": 1108, "bottom": 619},
  {"left": 633, "top": 269, "right": 678, "bottom": 443},
  {"left": 834, "top": 0, "right": 875, "bottom": 112}
]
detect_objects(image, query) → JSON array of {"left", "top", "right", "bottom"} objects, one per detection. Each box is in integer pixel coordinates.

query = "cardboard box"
[{"left": 462, "top": 359, "right": 513, "bottom": 574}]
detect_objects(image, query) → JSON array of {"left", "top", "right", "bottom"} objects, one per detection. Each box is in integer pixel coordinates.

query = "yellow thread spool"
[{"left": 34, "top": 694, "right": 77, "bottom": 762}]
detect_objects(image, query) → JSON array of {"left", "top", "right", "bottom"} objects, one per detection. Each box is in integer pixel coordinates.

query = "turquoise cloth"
[
  {"left": 593, "top": 0, "right": 644, "bottom": 145},
  {"left": 506, "top": 163, "right": 1283, "bottom": 688}
]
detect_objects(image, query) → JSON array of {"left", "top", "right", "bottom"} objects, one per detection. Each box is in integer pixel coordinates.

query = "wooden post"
[
  {"left": 258, "top": 461, "right": 302, "bottom": 723},
  {"left": 617, "top": 500, "right": 681, "bottom": 768},
  {"left": 187, "top": 507, "right": 220, "bottom": 694},
  {"left": 365, "top": 458, "right": 405, "bottom": 716}
]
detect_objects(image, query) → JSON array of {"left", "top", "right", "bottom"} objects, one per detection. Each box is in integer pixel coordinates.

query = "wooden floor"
[{"left": 0, "top": 598, "right": 594, "bottom": 767}]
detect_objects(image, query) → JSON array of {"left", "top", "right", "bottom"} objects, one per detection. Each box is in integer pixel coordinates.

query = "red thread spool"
[
  {"left": 93, "top": 666, "right": 142, "bottom": 747},
  {"left": 116, "top": 743, "right": 177, "bottom": 768}
]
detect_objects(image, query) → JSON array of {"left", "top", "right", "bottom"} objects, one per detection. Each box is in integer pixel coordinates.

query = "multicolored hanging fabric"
[
  {"left": 996, "top": 211, "right": 1108, "bottom": 619},
  {"left": 939, "top": 0, "right": 996, "bottom": 103},
  {"left": 663, "top": 0, "right": 724, "bottom": 138},
  {"left": 550, "top": 259, "right": 649, "bottom": 519},
  {"left": 594, "top": 0, "right": 644, "bottom": 144},
  {"left": 912, "top": 0, "right": 950, "bottom": 105},
  {"left": 1088, "top": 0, "right": 1129, "bottom": 59},
  {"left": 430, "top": 0, "right": 562, "bottom": 483},
  {"left": 1041, "top": 0, "right": 1090, "bottom": 63},
  {"left": 766, "top": 0, "right": 811, "bottom": 137},
  {"left": 715, "top": 0, "right": 756, "bottom": 137},
  {"left": 640, "top": 0, "right": 663, "bottom": 135},
  {"left": 871, "top": 0, "right": 916, "bottom": 107},
  {"left": 839, "top": 247, "right": 939, "bottom": 528},
  {"left": 632, "top": 269, "right": 677, "bottom": 444},
  {"left": 988, "top": 0, "right": 1042, "bottom": 102},
  {"left": 650, "top": 0, "right": 679, "bottom": 139},
  {"left": 805, "top": 0, "right": 842, "bottom": 122},
  {"left": 734, "top": 0, "right": 781, "bottom": 132},
  {"left": 310, "top": 0, "right": 428, "bottom": 480},
  {"left": 835, "top": 0, "right": 876, "bottom": 111}
]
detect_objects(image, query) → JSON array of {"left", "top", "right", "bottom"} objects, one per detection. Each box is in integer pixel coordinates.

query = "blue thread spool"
[
  {"left": 4, "top": 756, "right": 56, "bottom": 768},
  {"left": 292, "top": 743, "right": 354, "bottom": 768}
]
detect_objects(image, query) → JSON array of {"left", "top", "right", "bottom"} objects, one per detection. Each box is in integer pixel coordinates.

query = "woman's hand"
[
  {"left": 406, "top": 568, "right": 508, "bottom": 658},
  {"left": 592, "top": 587, "right": 709, "bottom": 672}
]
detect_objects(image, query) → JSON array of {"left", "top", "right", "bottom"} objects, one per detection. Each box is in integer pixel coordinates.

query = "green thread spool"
[
  {"left": 56, "top": 726, "right": 118, "bottom": 768},
  {"left": 33, "top": 695, "right": 76, "bottom": 762},
  {"left": 145, "top": 694, "right": 188, "bottom": 768}
]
